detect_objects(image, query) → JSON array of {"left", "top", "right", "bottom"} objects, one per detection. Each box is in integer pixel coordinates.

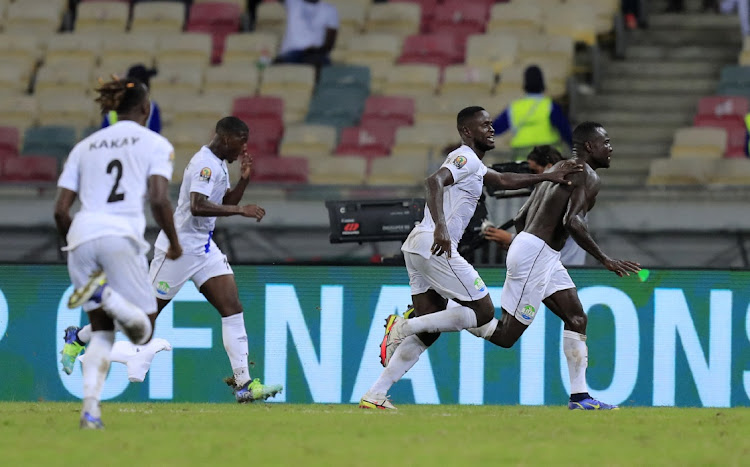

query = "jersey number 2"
[{"left": 106, "top": 159, "right": 125, "bottom": 203}]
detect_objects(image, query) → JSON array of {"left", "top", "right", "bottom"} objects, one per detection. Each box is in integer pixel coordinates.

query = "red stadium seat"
[
  {"left": 398, "top": 34, "right": 461, "bottom": 67},
  {"left": 1, "top": 156, "right": 58, "bottom": 182},
  {"left": 251, "top": 156, "right": 308, "bottom": 183},
  {"left": 360, "top": 96, "right": 415, "bottom": 130},
  {"left": 725, "top": 127, "right": 747, "bottom": 158},
  {"left": 0, "top": 127, "right": 20, "bottom": 158},
  {"left": 187, "top": 2, "right": 242, "bottom": 33},
  {"left": 429, "top": 2, "right": 488, "bottom": 34},
  {"left": 390, "top": 0, "right": 440, "bottom": 33},
  {"left": 697, "top": 96, "right": 748, "bottom": 120},
  {"left": 335, "top": 124, "right": 397, "bottom": 158},
  {"left": 240, "top": 118, "right": 284, "bottom": 155},
  {"left": 232, "top": 96, "right": 284, "bottom": 125},
  {"left": 79, "top": 0, "right": 130, "bottom": 3}
]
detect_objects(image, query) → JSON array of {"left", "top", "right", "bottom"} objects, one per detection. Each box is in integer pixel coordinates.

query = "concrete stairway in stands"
[{"left": 574, "top": 0, "right": 741, "bottom": 187}]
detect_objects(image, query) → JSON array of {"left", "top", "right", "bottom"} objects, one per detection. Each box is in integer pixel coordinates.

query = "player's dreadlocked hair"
[{"left": 95, "top": 76, "right": 148, "bottom": 115}]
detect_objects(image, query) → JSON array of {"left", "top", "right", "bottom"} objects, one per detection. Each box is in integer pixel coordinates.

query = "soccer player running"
[
  {"left": 54, "top": 77, "right": 182, "bottom": 429},
  {"left": 359, "top": 106, "right": 581, "bottom": 409},
  {"left": 362, "top": 121, "right": 641, "bottom": 411},
  {"left": 62, "top": 117, "right": 282, "bottom": 403}
]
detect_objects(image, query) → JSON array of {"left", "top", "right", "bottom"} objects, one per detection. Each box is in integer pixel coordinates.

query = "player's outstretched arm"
[
  {"left": 53, "top": 188, "right": 77, "bottom": 240},
  {"left": 223, "top": 152, "right": 251, "bottom": 206},
  {"left": 190, "top": 192, "right": 265, "bottom": 222},
  {"left": 425, "top": 167, "right": 454, "bottom": 257},
  {"left": 563, "top": 184, "right": 640, "bottom": 277},
  {"left": 483, "top": 160, "right": 582, "bottom": 191},
  {"left": 149, "top": 175, "right": 182, "bottom": 260}
]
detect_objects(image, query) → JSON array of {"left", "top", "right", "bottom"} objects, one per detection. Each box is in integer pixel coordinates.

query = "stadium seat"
[
  {"left": 365, "top": 3, "right": 421, "bottom": 37},
  {"left": 232, "top": 96, "right": 283, "bottom": 127},
  {"left": 709, "top": 158, "right": 750, "bottom": 185},
  {"left": 487, "top": 3, "right": 542, "bottom": 35},
  {"left": 156, "top": 33, "right": 213, "bottom": 69},
  {"left": 414, "top": 94, "right": 465, "bottom": 125},
  {"left": 0, "top": 34, "right": 43, "bottom": 62},
  {"left": 170, "top": 95, "right": 233, "bottom": 129},
  {"left": 306, "top": 88, "right": 368, "bottom": 128},
  {"left": 382, "top": 64, "right": 441, "bottom": 97},
  {"left": 75, "top": 2, "right": 129, "bottom": 34},
  {"left": 150, "top": 64, "right": 204, "bottom": 95},
  {"left": 390, "top": 0, "right": 439, "bottom": 32},
  {"left": 22, "top": 126, "right": 77, "bottom": 161},
  {"left": 251, "top": 156, "right": 308, "bottom": 183},
  {"left": 38, "top": 95, "right": 98, "bottom": 133},
  {"left": 187, "top": 2, "right": 242, "bottom": 34},
  {"left": 259, "top": 65, "right": 316, "bottom": 123},
  {"left": 279, "top": 124, "right": 337, "bottom": 158},
  {"left": 342, "top": 33, "right": 403, "bottom": 64},
  {"left": 162, "top": 122, "right": 216, "bottom": 184},
  {"left": 696, "top": 96, "right": 748, "bottom": 122},
  {"left": 440, "top": 65, "right": 496, "bottom": 97},
  {"left": 98, "top": 34, "right": 158, "bottom": 73},
  {"left": 720, "top": 66, "right": 750, "bottom": 88},
  {"left": 5, "top": 0, "right": 65, "bottom": 37},
  {"left": 318, "top": 65, "right": 371, "bottom": 94},
  {"left": 398, "top": 34, "right": 461, "bottom": 67},
  {"left": 0, "top": 95, "right": 38, "bottom": 131},
  {"left": 1, "top": 155, "right": 58, "bottom": 183},
  {"left": 0, "top": 63, "right": 29, "bottom": 94},
  {"left": 308, "top": 156, "right": 367, "bottom": 185},
  {"left": 204, "top": 64, "right": 260, "bottom": 99},
  {"left": 334, "top": 3, "right": 368, "bottom": 39},
  {"left": 428, "top": 1, "right": 489, "bottom": 47},
  {"left": 255, "top": 2, "right": 286, "bottom": 36},
  {"left": 0, "top": 127, "right": 20, "bottom": 158},
  {"left": 543, "top": 6, "right": 597, "bottom": 46},
  {"left": 222, "top": 33, "right": 278, "bottom": 66},
  {"left": 131, "top": 1, "right": 186, "bottom": 34},
  {"left": 517, "top": 33, "right": 575, "bottom": 71},
  {"left": 724, "top": 126, "right": 748, "bottom": 158},
  {"left": 242, "top": 118, "right": 284, "bottom": 155},
  {"left": 360, "top": 96, "right": 415, "bottom": 131},
  {"left": 367, "top": 153, "right": 430, "bottom": 186},
  {"left": 35, "top": 63, "right": 93, "bottom": 96},
  {"left": 566, "top": 0, "right": 618, "bottom": 34},
  {"left": 335, "top": 124, "right": 396, "bottom": 158},
  {"left": 670, "top": 127, "right": 727, "bottom": 159},
  {"left": 44, "top": 34, "right": 101, "bottom": 68},
  {"left": 465, "top": 33, "right": 518, "bottom": 74},
  {"left": 646, "top": 157, "right": 713, "bottom": 185},
  {"left": 390, "top": 124, "right": 444, "bottom": 156},
  {"left": 193, "top": 0, "right": 246, "bottom": 8}
]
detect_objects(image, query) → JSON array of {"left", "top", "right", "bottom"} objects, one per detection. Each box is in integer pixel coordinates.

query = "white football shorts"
[
  {"left": 148, "top": 245, "right": 233, "bottom": 300},
  {"left": 404, "top": 251, "right": 489, "bottom": 302},
  {"left": 67, "top": 236, "right": 156, "bottom": 314},
  {"left": 501, "top": 231, "right": 576, "bottom": 326}
]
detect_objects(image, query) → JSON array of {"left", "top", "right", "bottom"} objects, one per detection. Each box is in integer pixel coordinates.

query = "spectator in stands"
[
  {"left": 102, "top": 64, "right": 161, "bottom": 134},
  {"left": 483, "top": 145, "right": 587, "bottom": 266},
  {"left": 622, "top": 0, "right": 640, "bottom": 29},
  {"left": 273, "top": 0, "right": 338, "bottom": 74},
  {"left": 721, "top": 0, "right": 750, "bottom": 36},
  {"left": 492, "top": 65, "right": 573, "bottom": 161}
]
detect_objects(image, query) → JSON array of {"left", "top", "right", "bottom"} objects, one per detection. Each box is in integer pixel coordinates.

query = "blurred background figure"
[
  {"left": 274, "top": 0, "right": 339, "bottom": 76},
  {"left": 665, "top": 0, "right": 719, "bottom": 12},
  {"left": 101, "top": 64, "right": 161, "bottom": 134},
  {"left": 483, "top": 145, "right": 587, "bottom": 266},
  {"left": 492, "top": 65, "right": 573, "bottom": 161}
]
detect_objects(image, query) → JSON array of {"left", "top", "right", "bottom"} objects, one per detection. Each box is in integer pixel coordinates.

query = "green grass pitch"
[{"left": 1, "top": 402, "right": 748, "bottom": 466}]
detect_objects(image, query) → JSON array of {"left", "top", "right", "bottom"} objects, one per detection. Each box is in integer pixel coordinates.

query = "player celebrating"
[
  {"left": 61, "top": 117, "right": 282, "bottom": 403},
  {"left": 359, "top": 106, "right": 581, "bottom": 410},
  {"left": 54, "top": 77, "right": 182, "bottom": 429}
]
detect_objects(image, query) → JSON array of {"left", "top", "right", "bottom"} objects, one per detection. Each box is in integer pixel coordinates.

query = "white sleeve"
[
  {"left": 57, "top": 147, "right": 81, "bottom": 192},
  {"left": 188, "top": 156, "right": 220, "bottom": 197},
  {"left": 148, "top": 139, "right": 174, "bottom": 181},
  {"left": 442, "top": 152, "right": 483, "bottom": 183},
  {"left": 324, "top": 4, "right": 339, "bottom": 29}
]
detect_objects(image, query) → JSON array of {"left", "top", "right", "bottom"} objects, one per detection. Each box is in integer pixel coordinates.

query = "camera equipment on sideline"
[
  {"left": 489, "top": 161, "right": 533, "bottom": 199},
  {"left": 325, "top": 198, "right": 425, "bottom": 243}
]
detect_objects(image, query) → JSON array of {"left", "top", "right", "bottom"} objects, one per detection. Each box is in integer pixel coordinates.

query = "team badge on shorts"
[
  {"left": 156, "top": 281, "right": 170, "bottom": 295},
  {"left": 474, "top": 277, "right": 486, "bottom": 292},
  {"left": 199, "top": 167, "right": 212, "bottom": 182},
  {"left": 521, "top": 305, "right": 537, "bottom": 321},
  {"left": 453, "top": 155, "right": 467, "bottom": 169}
]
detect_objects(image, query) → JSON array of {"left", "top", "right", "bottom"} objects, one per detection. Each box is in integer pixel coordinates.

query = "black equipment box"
[{"left": 325, "top": 198, "right": 425, "bottom": 243}]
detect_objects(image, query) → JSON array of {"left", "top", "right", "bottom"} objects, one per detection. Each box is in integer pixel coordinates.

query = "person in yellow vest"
[{"left": 492, "top": 65, "right": 573, "bottom": 161}]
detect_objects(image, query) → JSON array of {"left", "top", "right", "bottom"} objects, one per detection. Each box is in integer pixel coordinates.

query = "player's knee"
[
  {"left": 474, "top": 307, "right": 494, "bottom": 327},
  {"left": 568, "top": 313, "right": 587, "bottom": 334},
  {"left": 222, "top": 302, "right": 243, "bottom": 317},
  {"left": 417, "top": 332, "right": 440, "bottom": 348}
]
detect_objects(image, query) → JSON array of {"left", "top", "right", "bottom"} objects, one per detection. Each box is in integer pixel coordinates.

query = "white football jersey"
[
  {"left": 402, "top": 144, "right": 487, "bottom": 259},
  {"left": 154, "top": 146, "right": 231, "bottom": 256},
  {"left": 58, "top": 121, "right": 174, "bottom": 253}
]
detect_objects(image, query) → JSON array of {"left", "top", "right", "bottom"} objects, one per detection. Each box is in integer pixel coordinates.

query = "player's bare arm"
[
  {"left": 425, "top": 167, "right": 454, "bottom": 257},
  {"left": 53, "top": 188, "right": 77, "bottom": 240},
  {"left": 149, "top": 174, "right": 182, "bottom": 260},
  {"left": 563, "top": 175, "right": 640, "bottom": 276},
  {"left": 483, "top": 160, "right": 582, "bottom": 191},
  {"left": 190, "top": 192, "right": 265, "bottom": 221},
  {"left": 222, "top": 150, "right": 252, "bottom": 206}
]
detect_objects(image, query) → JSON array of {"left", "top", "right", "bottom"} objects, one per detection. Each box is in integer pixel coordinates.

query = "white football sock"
[
  {"left": 79, "top": 338, "right": 173, "bottom": 383},
  {"left": 77, "top": 324, "right": 92, "bottom": 344},
  {"left": 563, "top": 330, "right": 589, "bottom": 394},
  {"left": 81, "top": 330, "right": 114, "bottom": 419},
  {"left": 100, "top": 287, "right": 152, "bottom": 345},
  {"left": 222, "top": 313, "right": 251, "bottom": 387},
  {"left": 467, "top": 317, "right": 499, "bottom": 340},
  {"left": 403, "top": 305, "right": 478, "bottom": 335},
  {"left": 368, "top": 335, "right": 427, "bottom": 395}
]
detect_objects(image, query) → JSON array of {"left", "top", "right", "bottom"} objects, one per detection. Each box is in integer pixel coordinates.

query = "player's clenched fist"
[{"left": 241, "top": 204, "right": 265, "bottom": 221}]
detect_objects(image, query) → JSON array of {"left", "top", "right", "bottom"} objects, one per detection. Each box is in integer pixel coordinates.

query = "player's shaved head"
[
  {"left": 215, "top": 116, "right": 249, "bottom": 137},
  {"left": 457, "top": 106, "right": 485, "bottom": 129},
  {"left": 572, "top": 122, "right": 605, "bottom": 148}
]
